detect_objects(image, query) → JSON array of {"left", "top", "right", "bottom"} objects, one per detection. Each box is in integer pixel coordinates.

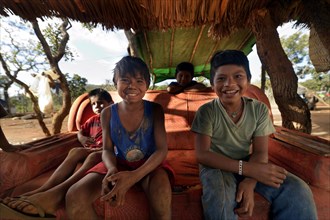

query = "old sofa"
[{"left": 0, "top": 85, "right": 329, "bottom": 220}]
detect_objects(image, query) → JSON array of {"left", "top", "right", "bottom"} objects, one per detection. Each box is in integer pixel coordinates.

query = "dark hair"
[
  {"left": 175, "top": 62, "right": 194, "bottom": 78},
  {"left": 113, "top": 56, "right": 150, "bottom": 87},
  {"left": 210, "top": 50, "right": 251, "bottom": 85},
  {"left": 88, "top": 88, "right": 113, "bottom": 103}
]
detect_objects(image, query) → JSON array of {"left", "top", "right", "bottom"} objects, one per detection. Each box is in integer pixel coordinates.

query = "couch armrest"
[
  {"left": 269, "top": 126, "right": 330, "bottom": 190},
  {"left": 0, "top": 133, "right": 80, "bottom": 193}
]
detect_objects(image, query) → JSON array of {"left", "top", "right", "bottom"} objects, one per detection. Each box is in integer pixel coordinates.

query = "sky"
[{"left": 0, "top": 16, "right": 308, "bottom": 96}]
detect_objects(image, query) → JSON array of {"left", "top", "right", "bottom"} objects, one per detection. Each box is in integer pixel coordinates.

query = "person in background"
[
  {"left": 191, "top": 50, "right": 317, "bottom": 219},
  {"left": 167, "top": 61, "right": 206, "bottom": 94},
  {"left": 66, "top": 56, "right": 173, "bottom": 220},
  {"left": 1, "top": 88, "right": 113, "bottom": 218}
]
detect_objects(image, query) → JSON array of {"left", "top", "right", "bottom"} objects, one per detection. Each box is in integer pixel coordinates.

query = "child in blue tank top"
[{"left": 65, "top": 56, "right": 172, "bottom": 220}]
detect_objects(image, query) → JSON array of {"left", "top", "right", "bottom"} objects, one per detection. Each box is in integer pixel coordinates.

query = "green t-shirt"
[{"left": 191, "top": 97, "right": 275, "bottom": 160}]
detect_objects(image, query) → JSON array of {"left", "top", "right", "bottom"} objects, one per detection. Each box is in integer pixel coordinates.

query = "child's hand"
[
  {"left": 80, "top": 136, "right": 95, "bottom": 148},
  {"left": 101, "top": 167, "right": 118, "bottom": 201},
  {"left": 89, "top": 147, "right": 102, "bottom": 152},
  {"left": 235, "top": 178, "right": 256, "bottom": 217},
  {"left": 250, "top": 162, "right": 288, "bottom": 188},
  {"left": 101, "top": 171, "right": 137, "bottom": 207}
]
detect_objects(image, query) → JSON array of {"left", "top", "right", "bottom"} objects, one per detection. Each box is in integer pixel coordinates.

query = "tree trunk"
[
  {"left": 260, "top": 65, "right": 266, "bottom": 92},
  {"left": 248, "top": 9, "right": 312, "bottom": 133},
  {"left": 32, "top": 20, "right": 72, "bottom": 135},
  {"left": 31, "top": 96, "right": 51, "bottom": 136},
  {"left": 51, "top": 66, "right": 71, "bottom": 134},
  {"left": 3, "top": 84, "right": 11, "bottom": 115},
  {"left": 0, "top": 52, "right": 51, "bottom": 136},
  {"left": 124, "top": 30, "right": 139, "bottom": 56}
]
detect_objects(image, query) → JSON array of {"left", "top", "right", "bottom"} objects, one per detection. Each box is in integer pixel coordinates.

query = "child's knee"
[
  {"left": 152, "top": 168, "right": 171, "bottom": 186},
  {"left": 85, "top": 151, "right": 101, "bottom": 163},
  {"left": 285, "top": 173, "right": 311, "bottom": 193},
  {"left": 145, "top": 169, "right": 171, "bottom": 195},
  {"left": 282, "top": 173, "right": 315, "bottom": 206},
  {"left": 67, "top": 147, "right": 88, "bottom": 159}
]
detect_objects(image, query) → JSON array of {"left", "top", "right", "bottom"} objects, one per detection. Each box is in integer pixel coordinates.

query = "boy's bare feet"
[{"left": 2, "top": 189, "right": 64, "bottom": 216}]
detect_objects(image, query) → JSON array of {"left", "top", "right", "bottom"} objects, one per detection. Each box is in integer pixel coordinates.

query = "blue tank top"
[{"left": 110, "top": 100, "right": 156, "bottom": 165}]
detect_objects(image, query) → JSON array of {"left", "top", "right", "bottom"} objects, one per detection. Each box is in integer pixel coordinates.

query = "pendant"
[{"left": 231, "top": 112, "right": 238, "bottom": 118}]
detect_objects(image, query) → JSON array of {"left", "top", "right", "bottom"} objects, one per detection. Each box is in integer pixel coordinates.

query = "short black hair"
[
  {"left": 113, "top": 56, "right": 150, "bottom": 87},
  {"left": 210, "top": 50, "right": 251, "bottom": 85},
  {"left": 88, "top": 88, "right": 113, "bottom": 103},
  {"left": 175, "top": 62, "right": 194, "bottom": 78}
]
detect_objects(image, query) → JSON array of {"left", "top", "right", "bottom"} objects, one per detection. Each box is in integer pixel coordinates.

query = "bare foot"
[{"left": 3, "top": 190, "right": 64, "bottom": 216}]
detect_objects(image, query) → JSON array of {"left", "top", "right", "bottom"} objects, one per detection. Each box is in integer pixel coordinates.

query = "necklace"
[
  {"left": 229, "top": 109, "right": 241, "bottom": 118},
  {"left": 222, "top": 100, "right": 243, "bottom": 119}
]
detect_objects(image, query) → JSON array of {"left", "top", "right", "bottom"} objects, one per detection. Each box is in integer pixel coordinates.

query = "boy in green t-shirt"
[{"left": 191, "top": 50, "right": 317, "bottom": 219}]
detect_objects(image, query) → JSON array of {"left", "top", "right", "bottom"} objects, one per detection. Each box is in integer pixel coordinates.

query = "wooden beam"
[
  {"left": 143, "top": 31, "right": 155, "bottom": 84},
  {"left": 203, "top": 40, "right": 219, "bottom": 75},
  {"left": 169, "top": 28, "right": 175, "bottom": 67},
  {"left": 190, "top": 24, "right": 205, "bottom": 63}
]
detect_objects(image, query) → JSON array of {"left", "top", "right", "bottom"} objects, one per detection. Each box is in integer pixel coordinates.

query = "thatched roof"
[
  {"left": 1, "top": 0, "right": 270, "bottom": 82},
  {"left": 0, "top": 0, "right": 271, "bottom": 38},
  {"left": 3, "top": 0, "right": 327, "bottom": 79}
]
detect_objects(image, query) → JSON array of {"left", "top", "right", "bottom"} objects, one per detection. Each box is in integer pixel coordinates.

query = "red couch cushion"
[{"left": 0, "top": 133, "right": 79, "bottom": 196}]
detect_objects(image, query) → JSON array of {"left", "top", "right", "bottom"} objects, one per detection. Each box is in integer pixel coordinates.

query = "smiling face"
[
  {"left": 176, "top": 70, "right": 193, "bottom": 87},
  {"left": 116, "top": 72, "right": 148, "bottom": 103},
  {"left": 212, "top": 64, "right": 250, "bottom": 105}
]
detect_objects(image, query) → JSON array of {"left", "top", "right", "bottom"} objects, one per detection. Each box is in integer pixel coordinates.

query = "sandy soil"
[
  {"left": 1, "top": 104, "right": 329, "bottom": 145},
  {"left": 1, "top": 116, "right": 69, "bottom": 145}
]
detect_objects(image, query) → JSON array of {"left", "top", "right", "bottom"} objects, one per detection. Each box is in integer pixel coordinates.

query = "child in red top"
[{"left": 1, "top": 88, "right": 113, "bottom": 218}]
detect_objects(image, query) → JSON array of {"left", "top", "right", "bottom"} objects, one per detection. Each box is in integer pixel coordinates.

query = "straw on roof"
[{"left": 0, "top": 0, "right": 269, "bottom": 38}]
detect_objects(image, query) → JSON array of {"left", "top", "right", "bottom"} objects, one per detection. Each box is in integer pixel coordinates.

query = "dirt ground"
[
  {"left": 1, "top": 115, "right": 69, "bottom": 145},
  {"left": 1, "top": 104, "right": 329, "bottom": 145}
]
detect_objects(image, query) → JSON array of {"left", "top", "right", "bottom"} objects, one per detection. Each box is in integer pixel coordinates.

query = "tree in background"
[
  {"left": 0, "top": 75, "right": 16, "bottom": 114},
  {"left": 66, "top": 73, "right": 87, "bottom": 100},
  {"left": 0, "top": 16, "right": 77, "bottom": 136},
  {"left": 281, "top": 31, "right": 330, "bottom": 96},
  {"left": 301, "top": 73, "right": 330, "bottom": 93},
  {"left": 281, "top": 32, "right": 311, "bottom": 79},
  {"left": 0, "top": 18, "right": 50, "bottom": 135}
]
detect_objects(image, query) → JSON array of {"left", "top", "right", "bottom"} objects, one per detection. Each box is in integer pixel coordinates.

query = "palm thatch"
[
  {"left": 1, "top": 0, "right": 329, "bottom": 75},
  {"left": 0, "top": 0, "right": 272, "bottom": 38},
  {"left": 309, "top": 25, "right": 330, "bottom": 72},
  {"left": 1, "top": 0, "right": 328, "bottom": 37}
]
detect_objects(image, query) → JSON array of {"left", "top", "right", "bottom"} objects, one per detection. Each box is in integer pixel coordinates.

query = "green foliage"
[
  {"left": 301, "top": 73, "right": 330, "bottom": 92},
  {"left": 65, "top": 73, "right": 87, "bottom": 99},
  {"left": 0, "top": 75, "right": 10, "bottom": 85},
  {"left": 40, "top": 21, "right": 76, "bottom": 62},
  {"left": 281, "top": 32, "right": 308, "bottom": 64},
  {"left": 280, "top": 31, "right": 329, "bottom": 92},
  {"left": 1, "top": 17, "right": 47, "bottom": 74},
  {"left": 10, "top": 94, "right": 33, "bottom": 114},
  {"left": 280, "top": 31, "right": 313, "bottom": 78},
  {"left": 86, "top": 84, "right": 116, "bottom": 92},
  {"left": 81, "top": 23, "right": 96, "bottom": 32}
]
